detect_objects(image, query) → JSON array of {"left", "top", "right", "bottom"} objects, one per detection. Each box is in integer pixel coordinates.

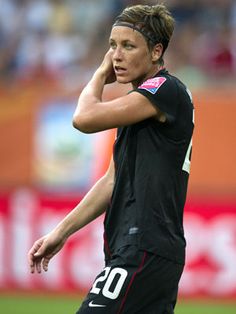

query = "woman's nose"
[{"left": 113, "top": 47, "right": 123, "bottom": 60}]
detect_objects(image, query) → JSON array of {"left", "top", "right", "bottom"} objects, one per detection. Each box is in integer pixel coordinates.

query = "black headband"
[{"left": 112, "top": 22, "right": 158, "bottom": 45}]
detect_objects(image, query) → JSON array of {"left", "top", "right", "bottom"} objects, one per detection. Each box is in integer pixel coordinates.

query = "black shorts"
[{"left": 76, "top": 246, "right": 184, "bottom": 314}]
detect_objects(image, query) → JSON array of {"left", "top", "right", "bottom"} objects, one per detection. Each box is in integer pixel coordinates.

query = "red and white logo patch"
[{"left": 138, "top": 77, "right": 166, "bottom": 94}]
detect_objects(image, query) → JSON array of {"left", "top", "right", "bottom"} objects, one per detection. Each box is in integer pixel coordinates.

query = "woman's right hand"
[
  {"left": 98, "top": 49, "right": 116, "bottom": 84},
  {"left": 28, "top": 230, "right": 67, "bottom": 274}
]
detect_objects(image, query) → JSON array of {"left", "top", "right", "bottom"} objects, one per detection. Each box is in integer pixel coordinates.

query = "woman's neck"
[{"left": 131, "top": 65, "right": 164, "bottom": 89}]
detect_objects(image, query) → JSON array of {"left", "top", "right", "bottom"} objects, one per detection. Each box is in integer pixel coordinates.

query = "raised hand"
[{"left": 98, "top": 49, "right": 116, "bottom": 84}]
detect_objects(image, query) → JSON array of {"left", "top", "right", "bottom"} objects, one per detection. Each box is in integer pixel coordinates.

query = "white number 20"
[
  {"left": 90, "top": 267, "right": 128, "bottom": 300},
  {"left": 182, "top": 139, "right": 192, "bottom": 174},
  {"left": 182, "top": 108, "right": 194, "bottom": 174}
]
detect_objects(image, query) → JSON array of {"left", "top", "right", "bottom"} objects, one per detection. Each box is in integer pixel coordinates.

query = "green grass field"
[{"left": 0, "top": 294, "right": 236, "bottom": 314}]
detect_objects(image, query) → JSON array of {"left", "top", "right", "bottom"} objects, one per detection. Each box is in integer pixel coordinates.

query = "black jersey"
[{"left": 103, "top": 69, "right": 194, "bottom": 264}]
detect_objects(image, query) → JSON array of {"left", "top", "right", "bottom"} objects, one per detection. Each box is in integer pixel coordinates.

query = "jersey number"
[
  {"left": 182, "top": 108, "right": 194, "bottom": 174},
  {"left": 90, "top": 267, "right": 128, "bottom": 299},
  {"left": 182, "top": 139, "right": 192, "bottom": 174}
]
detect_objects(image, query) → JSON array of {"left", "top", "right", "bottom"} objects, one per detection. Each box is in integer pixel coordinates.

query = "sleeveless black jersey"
[{"left": 103, "top": 69, "right": 194, "bottom": 264}]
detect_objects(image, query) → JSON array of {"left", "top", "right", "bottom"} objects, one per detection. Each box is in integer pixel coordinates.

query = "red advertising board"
[{"left": 0, "top": 189, "right": 236, "bottom": 298}]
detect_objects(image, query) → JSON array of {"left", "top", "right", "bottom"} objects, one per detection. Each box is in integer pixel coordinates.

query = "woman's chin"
[{"left": 116, "top": 77, "right": 131, "bottom": 84}]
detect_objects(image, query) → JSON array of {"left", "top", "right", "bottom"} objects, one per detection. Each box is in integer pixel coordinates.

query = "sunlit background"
[{"left": 0, "top": 0, "right": 236, "bottom": 313}]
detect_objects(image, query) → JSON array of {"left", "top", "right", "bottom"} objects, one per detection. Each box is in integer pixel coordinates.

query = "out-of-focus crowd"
[{"left": 0, "top": 0, "right": 235, "bottom": 88}]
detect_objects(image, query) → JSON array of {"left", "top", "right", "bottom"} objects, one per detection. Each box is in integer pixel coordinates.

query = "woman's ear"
[{"left": 152, "top": 43, "right": 163, "bottom": 62}]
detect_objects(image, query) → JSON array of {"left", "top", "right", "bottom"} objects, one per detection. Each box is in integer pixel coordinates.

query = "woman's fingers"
[
  {"left": 42, "top": 256, "right": 51, "bottom": 272},
  {"left": 28, "top": 238, "right": 46, "bottom": 273},
  {"left": 28, "top": 233, "right": 64, "bottom": 274},
  {"left": 28, "top": 251, "right": 36, "bottom": 273},
  {"left": 35, "top": 258, "right": 42, "bottom": 274}
]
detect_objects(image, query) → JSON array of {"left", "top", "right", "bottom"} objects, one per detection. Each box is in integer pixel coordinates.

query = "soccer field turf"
[{"left": 0, "top": 294, "right": 236, "bottom": 314}]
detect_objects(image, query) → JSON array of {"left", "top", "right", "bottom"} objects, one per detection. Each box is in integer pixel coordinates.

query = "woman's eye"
[
  {"left": 110, "top": 42, "right": 116, "bottom": 49},
  {"left": 124, "top": 43, "right": 134, "bottom": 49}
]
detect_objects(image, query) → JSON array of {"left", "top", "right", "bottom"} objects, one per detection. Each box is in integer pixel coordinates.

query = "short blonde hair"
[{"left": 114, "top": 4, "right": 175, "bottom": 65}]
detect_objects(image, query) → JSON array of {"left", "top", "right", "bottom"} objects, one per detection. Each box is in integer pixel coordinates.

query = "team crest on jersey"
[{"left": 138, "top": 77, "right": 166, "bottom": 94}]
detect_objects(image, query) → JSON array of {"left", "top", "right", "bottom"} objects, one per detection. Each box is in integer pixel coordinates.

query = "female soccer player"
[{"left": 28, "top": 4, "right": 194, "bottom": 313}]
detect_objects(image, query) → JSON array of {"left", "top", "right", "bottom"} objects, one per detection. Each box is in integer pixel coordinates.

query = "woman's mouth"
[{"left": 114, "top": 66, "right": 127, "bottom": 75}]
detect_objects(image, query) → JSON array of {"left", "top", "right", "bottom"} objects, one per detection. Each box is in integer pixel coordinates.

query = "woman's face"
[{"left": 109, "top": 26, "right": 159, "bottom": 87}]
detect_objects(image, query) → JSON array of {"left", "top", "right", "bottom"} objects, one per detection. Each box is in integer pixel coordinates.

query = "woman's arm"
[
  {"left": 72, "top": 50, "right": 161, "bottom": 133},
  {"left": 53, "top": 158, "right": 114, "bottom": 238},
  {"left": 28, "top": 157, "right": 115, "bottom": 273}
]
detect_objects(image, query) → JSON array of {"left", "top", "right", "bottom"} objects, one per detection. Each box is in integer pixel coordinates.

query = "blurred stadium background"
[{"left": 0, "top": 0, "right": 236, "bottom": 313}]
